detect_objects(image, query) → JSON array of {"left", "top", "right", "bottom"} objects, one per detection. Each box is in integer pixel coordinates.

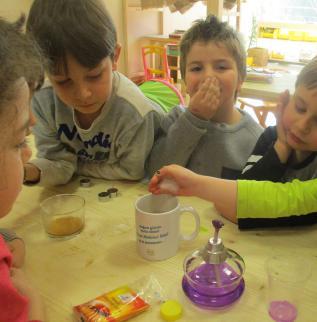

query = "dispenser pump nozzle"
[
  {"left": 212, "top": 219, "right": 224, "bottom": 244},
  {"left": 201, "top": 219, "right": 227, "bottom": 264}
]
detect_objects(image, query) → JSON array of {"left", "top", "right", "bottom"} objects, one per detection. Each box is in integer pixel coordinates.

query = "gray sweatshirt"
[
  {"left": 147, "top": 105, "right": 263, "bottom": 179},
  {"left": 30, "top": 72, "right": 162, "bottom": 186}
]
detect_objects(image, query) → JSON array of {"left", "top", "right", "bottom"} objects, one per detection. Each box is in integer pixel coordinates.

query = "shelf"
[
  {"left": 258, "top": 21, "right": 317, "bottom": 31},
  {"left": 258, "top": 37, "right": 317, "bottom": 43},
  {"left": 268, "top": 59, "right": 306, "bottom": 66}
]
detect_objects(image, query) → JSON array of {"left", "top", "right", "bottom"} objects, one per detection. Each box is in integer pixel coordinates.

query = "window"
[{"left": 253, "top": 0, "right": 317, "bottom": 23}]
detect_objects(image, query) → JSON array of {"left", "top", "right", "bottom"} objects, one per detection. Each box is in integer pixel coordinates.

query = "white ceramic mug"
[{"left": 135, "top": 194, "right": 200, "bottom": 261}]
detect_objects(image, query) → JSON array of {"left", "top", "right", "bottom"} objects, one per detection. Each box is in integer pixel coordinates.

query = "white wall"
[
  {"left": 0, "top": 0, "right": 32, "bottom": 21},
  {"left": 0, "top": 0, "right": 127, "bottom": 73},
  {"left": 102, "top": 0, "right": 125, "bottom": 73},
  {"left": 162, "top": 1, "right": 207, "bottom": 34}
]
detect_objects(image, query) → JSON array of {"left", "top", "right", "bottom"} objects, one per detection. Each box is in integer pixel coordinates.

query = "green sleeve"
[{"left": 237, "top": 179, "right": 317, "bottom": 219}]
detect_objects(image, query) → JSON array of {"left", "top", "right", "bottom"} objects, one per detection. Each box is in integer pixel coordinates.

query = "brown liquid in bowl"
[{"left": 46, "top": 216, "right": 84, "bottom": 237}]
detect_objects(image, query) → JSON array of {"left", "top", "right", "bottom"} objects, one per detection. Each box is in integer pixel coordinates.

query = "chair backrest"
[
  {"left": 141, "top": 45, "right": 172, "bottom": 83},
  {"left": 139, "top": 78, "right": 185, "bottom": 113}
]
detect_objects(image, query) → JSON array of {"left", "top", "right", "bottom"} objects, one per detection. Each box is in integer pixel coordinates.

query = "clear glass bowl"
[{"left": 182, "top": 248, "right": 245, "bottom": 309}]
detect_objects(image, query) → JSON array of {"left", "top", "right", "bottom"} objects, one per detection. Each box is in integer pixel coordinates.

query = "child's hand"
[
  {"left": 10, "top": 268, "right": 45, "bottom": 320},
  {"left": 149, "top": 164, "right": 200, "bottom": 196},
  {"left": 10, "top": 268, "right": 34, "bottom": 297},
  {"left": 188, "top": 77, "right": 220, "bottom": 120},
  {"left": 274, "top": 90, "right": 292, "bottom": 163},
  {"left": 24, "top": 163, "right": 41, "bottom": 184},
  {"left": 7, "top": 238, "right": 25, "bottom": 268}
]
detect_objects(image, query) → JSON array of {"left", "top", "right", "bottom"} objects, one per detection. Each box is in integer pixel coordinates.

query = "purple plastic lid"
[{"left": 269, "top": 301, "right": 297, "bottom": 322}]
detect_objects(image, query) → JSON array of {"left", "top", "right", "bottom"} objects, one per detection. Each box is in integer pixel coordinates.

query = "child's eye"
[
  {"left": 295, "top": 105, "right": 306, "bottom": 114},
  {"left": 216, "top": 64, "right": 228, "bottom": 70},
  {"left": 87, "top": 72, "right": 102, "bottom": 80},
  {"left": 55, "top": 79, "right": 70, "bottom": 85},
  {"left": 189, "top": 66, "right": 202, "bottom": 72}
]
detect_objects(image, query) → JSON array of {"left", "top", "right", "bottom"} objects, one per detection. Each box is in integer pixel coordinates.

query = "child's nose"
[
  {"left": 297, "top": 117, "right": 310, "bottom": 134},
  {"left": 74, "top": 83, "right": 92, "bottom": 100},
  {"left": 204, "top": 67, "right": 215, "bottom": 78}
]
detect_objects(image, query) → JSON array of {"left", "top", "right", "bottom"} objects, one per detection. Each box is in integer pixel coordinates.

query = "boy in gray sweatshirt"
[
  {"left": 147, "top": 15, "right": 262, "bottom": 179},
  {"left": 24, "top": 0, "right": 162, "bottom": 186}
]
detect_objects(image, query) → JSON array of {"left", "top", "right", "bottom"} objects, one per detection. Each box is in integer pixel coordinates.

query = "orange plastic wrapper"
[{"left": 74, "top": 285, "right": 150, "bottom": 322}]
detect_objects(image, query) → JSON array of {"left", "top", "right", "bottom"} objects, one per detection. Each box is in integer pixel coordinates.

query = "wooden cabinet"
[{"left": 166, "top": 43, "right": 180, "bottom": 83}]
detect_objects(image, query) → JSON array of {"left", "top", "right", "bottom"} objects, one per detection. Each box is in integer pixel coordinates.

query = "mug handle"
[{"left": 179, "top": 206, "right": 200, "bottom": 241}]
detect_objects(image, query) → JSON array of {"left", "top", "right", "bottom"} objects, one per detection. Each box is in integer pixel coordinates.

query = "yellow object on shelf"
[
  {"left": 270, "top": 51, "right": 285, "bottom": 60},
  {"left": 247, "top": 47, "right": 269, "bottom": 67},
  {"left": 277, "top": 29, "right": 289, "bottom": 40},
  {"left": 289, "top": 31, "right": 304, "bottom": 41},
  {"left": 259, "top": 27, "right": 278, "bottom": 39},
  {"left": 304, "top": 31, "right": 317, "bottom": 42},
  {"left": 246, "top": 56, "right": 253, "bottom": 66}
]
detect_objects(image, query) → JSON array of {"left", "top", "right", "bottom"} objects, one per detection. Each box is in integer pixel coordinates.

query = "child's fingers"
[
  {"left": 191, "top": 77, "right": 220, "bottom": 109},
  {"left": 210, "top": 76, "right": 220, "bottom": 89},
  {"left": 149, "top": 172, "right": 176, "bottom": 195},
  {"left": 148, "top": 171, "right": 161, "bottom": 188},
  {"left": 199, "top": 77, "right": 212, "bottom": 92},
  {"left": 276, "top": 90, "right": 289, "bottom": 121},
  {"left": 280, "top": 90, "right": 290, "bottom": 106},
  {"left": 203, "top": 77, "right": 220, "bottom": 95},
  {"left": 202, "top": 88, "right": 220, "bottom": 110},
  {"left": 206, "top": 90, "right": 220, "bottom": 108},
  {"left": 151, "top": 187, "right": 177, "bottom": 195},
  {"left": 277, "top": 90, "right": 290, "bottom": 111}
]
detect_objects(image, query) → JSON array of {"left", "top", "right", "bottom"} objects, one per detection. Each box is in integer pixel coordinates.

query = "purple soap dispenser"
[{"left": 182, "top": 220, "right": 245, "bottom": 309}]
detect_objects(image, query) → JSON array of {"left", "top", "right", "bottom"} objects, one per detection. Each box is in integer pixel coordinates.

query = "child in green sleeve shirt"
[{"left": 149, "top": 164, "right": 317, "bottom": 229}]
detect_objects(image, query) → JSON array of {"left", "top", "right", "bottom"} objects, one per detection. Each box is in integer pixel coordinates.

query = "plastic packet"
[{"left": 73, "top": 275, "right": 165, "bottom": 322}]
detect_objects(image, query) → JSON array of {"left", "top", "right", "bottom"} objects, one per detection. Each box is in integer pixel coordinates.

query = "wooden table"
[
  {"left": 2, "top": 177, "right": 317, "bottom": 321},
  {"left": 240, "top": 63, "right": 302, "bottom": 102}
]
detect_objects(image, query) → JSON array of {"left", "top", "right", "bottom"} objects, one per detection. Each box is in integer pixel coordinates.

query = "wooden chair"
[
  {"left": 141, "top": 45, "right": 173, "bottom": 83},
  {"left": 238, "top": 97, "right": 277, "bottom": 128}
]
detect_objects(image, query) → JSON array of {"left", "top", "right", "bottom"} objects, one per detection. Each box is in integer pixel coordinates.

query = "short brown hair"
[
  {"left": 295, "top": 57, "right": 317, "bottom": 90},
  {"left": 26, "top": 0, "right": 117, "bottom": 74},
  {"left": 179, "top": 15, "right": 246, "bottom": 81}
]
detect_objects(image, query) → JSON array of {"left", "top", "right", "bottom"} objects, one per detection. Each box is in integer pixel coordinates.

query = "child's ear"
[
  {"left": 112, "top": 44, "right": 121, "bottom": 71},
  {"left": 234, "top": 79, "right": 243, "bottom": 100},
  {"left": 236, "top": 78, "right": 243, "bottom": 93}
]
